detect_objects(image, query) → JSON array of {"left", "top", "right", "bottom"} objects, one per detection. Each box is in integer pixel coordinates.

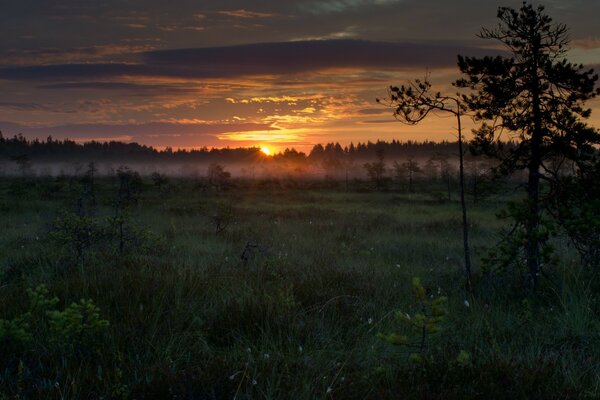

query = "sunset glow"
[
  {"left": 260, "top": 146, "right": 271, "bottom": 156},
  {"left": 1, "top": 1, "right": 599, "bottom": 150}
]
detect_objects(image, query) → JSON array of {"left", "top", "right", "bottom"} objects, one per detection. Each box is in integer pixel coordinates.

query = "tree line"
[{"left": 0, "top": 133, "right": 505, "bottom": 163}]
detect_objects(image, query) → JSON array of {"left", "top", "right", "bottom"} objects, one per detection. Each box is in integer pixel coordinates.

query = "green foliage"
[
  {"left": 482, "top": 201, "right": 558, "bottom": 281},
  {"left": 47, "top": 299, "right": 110, "bottom": 350},
  {"left": 0, "top": 319, "right": 32, "bottom": 353},
  {"left": 50, "top": 210, "right": 105, "bottom": 267},
  {"left": 1, "top": 285, "right": 109, "bottom": 356},
  {"left": 454, "top": 350, "right": 471, "bottom": 367},
  {"left": 552, "top": 163, "right": 600, "bottom": 268},
  {"left": 378, "top": 277, "right": 448, "bottom": 363},
  {"left": 0, "top": 285, "right": 110, "bottom": 396}
]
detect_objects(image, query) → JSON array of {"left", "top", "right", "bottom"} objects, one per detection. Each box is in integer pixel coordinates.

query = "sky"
[{"left": 1, "top": 0, "right": 600, "bottom": 152}]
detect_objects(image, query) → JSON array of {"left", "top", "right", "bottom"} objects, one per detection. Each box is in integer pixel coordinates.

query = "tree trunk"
[
  {"left": 457, "top": 108, "right": 473, "bottom": 294},
  {"left": 526, "top": 42, "right": 543, "bottom": 289}
]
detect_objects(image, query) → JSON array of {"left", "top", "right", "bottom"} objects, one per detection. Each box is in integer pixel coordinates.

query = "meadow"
[{"left": 1, "top": 174, "right": 599, "bottom": 399}]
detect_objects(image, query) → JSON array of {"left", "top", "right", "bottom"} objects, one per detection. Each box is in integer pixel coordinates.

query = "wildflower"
[
  {"left": 298, "top": 345, "right": 303, "bottom": 353},
  {"left": 263, "top": 353, "right": 270, "bottom": 360},
  {"left": 252, "top": 379, "right": 257, "bottom": 385},
  {"left": 326, "top": 387, "right": 332, "bottom": 394},
  {"left": 367, "top": 317, "right": 373, "bottom": 325},
  {"left": 464, "top": 300, "right": 470, "bottom": 308}
]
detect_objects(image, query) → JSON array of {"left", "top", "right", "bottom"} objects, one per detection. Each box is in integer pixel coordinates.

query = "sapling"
[{"left": 378, "top": 277, "right": 447, "bottom": 364}]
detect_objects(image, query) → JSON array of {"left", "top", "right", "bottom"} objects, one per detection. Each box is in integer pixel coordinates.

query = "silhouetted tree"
[
  {"left": 456, "top": 3, "right": 600, "bottom": 288},
  {"left": 112, "top": 166, "right": 142, "bottom": 254},
  {"left": 550, "top": 160, "right": 600, "bottom": 268},
  {"left": 394, "top": 159, "right": 422, "bottom": 193},
  {"left": 363, "top": 148, "right": 388, "bottom": 190},
  {"left": 378, "top": 77, "right": 473, "bottom": 293},
  {"left": 207, "top": 163, "right": 231, "bottom": 190},
  {"left": 81, "top": 162, "right": 97, "bottom": 208},
  {"left": 151, "top": 171, "right": 168, "bottom": 192},
  {"left": 429, "top": 153, "right": 453, "bottom": 201},
  {"left": 10, "top": 154, "right": 32, "bottom": 176}
]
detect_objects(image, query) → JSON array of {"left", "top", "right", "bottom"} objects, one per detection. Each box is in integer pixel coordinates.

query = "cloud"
[
  {"left": 356, "top": 108, "right": 389, "bottom": 115},
  {"left": 0, "top": 40, "right": 501, "bottom": 82},
  {"left": 1, "top": 44, "right": 156, "bottom": 65},
  {"left": 300, "top": 0, "right": 403, "bottom": 15},
  {"left": 37, "top": 82, "right": 202, "bottom": 97},
  {"left": 571, "top": 37, "right": 600, "bottom": 50},
  {"left": 0, "top": 102, "right": 50, "bottom": 112},
  {"left": 0, "top": 120, "right": 280, "bottom": 146},
  {"left": 217, "top": 9, "right": 275, "bottom": 18}
]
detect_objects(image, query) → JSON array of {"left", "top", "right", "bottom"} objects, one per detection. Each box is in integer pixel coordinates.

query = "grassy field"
[{"left": 1, "top": 176, "right": 599, "bottom": 399}]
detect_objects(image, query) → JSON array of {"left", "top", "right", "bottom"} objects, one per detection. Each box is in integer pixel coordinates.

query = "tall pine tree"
[{"left": 456, "top": 2, "right": 600, "bottom": 288}]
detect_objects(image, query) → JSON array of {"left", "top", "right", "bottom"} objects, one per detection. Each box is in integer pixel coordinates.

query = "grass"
[{"left": 0, "top": 176, "right": 598, "bottom": 399}]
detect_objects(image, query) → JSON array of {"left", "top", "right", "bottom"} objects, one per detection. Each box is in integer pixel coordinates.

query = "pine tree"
[{"left": 455, "top": 2, "right": 600, "bottom": 287}]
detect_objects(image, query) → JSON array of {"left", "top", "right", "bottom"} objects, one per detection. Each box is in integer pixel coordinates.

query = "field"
[{"left": 1, "top": 175, "right": 599, "bottom": 399}]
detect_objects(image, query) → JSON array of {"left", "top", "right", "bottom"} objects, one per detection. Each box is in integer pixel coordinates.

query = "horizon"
[
  {"left": 2, "top": 1, "right": 600, "bottom": 152},
  {"left": 0, "top": 133, "right": 469, "bottom": 155}
]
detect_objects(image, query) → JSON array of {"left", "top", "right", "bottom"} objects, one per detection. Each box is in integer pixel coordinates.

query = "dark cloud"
[
  {"left": 37, "top": 82, "right": 201, "bottom": 96},
  {"left": 0, "top": 102, "right": 49, "bottom": 111},
  {"left": 0, "top": 63, "right": 142, "bottom": 81},
  {"left": 356, "top": 108, "right": 390, "bottom": 115},
  {"left": 0, "top": 121, "right": 278, "bottom": 141},
  {"left": 216, "top": 9, "right": 276, "bottom": 18},
  {"left": 0, "top": 40, "right": 500, "bottom": 82}
]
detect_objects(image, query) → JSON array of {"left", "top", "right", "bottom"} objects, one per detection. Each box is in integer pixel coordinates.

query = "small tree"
[
  {"left": 10, "top": 154, "right": 32, "bottom": 177},
  {"left": 207, "top": 163, "right": 231, "bottom": 191},
  {"left": 81, "top": 162, "right": 97, "bottom": 208},
  {"left": 378, "top": 78, "right": 473, "bottom": 293},
  {"left": 363, "top": 148, "right": 388, "bottom": 190},
  {"left": 151, "top": 171, "right": 168, "bottom": 192},
  {"left": 394, "top": 158, "right": 422, "bottom": 193},
  {"left": 455, "top": 3, "right": 600, "bottom": 288},
  {"left": 111, "top": 167, "right": 142, "bottom": 254},
  {"left": 433, "top": 154, "right": 454, "bottom": 201}
]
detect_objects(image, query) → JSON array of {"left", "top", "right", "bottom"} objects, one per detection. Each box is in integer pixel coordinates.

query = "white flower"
[
  {"left": 263, "top": 353, "right": 270, "bottom": 360},
  {"left": 326, "top": 387, "right": 332, "bottom": 394},
  {"left": 464, "top": 300, "right": 470, "bottom": 308},
  {"left": 367, "top": 318, "right": 373, "bottom": 325}
]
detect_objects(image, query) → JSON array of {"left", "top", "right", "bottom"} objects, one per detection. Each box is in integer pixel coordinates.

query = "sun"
[{"left": 260, "top": 146, "right": 271, "bottom": 156}]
